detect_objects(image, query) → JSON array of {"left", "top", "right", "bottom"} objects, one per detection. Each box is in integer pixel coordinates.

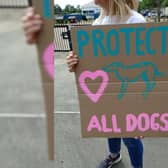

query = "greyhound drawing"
[{"left": 102, "top": 62, "right": 165, "bottom": 100}]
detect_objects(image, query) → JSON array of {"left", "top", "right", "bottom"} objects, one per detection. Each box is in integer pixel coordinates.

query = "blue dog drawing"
[{"left": 102, "top": 62, "right": 165, "bottom": 100}]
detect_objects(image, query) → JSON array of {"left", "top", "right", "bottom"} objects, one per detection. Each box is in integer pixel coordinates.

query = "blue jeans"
[{"left": 108, "top": 138, "right": 143, "bottom": 168}]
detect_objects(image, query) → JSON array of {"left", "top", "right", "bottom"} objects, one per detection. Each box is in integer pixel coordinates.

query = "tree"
[
  {"left": 76, "top": 5, "right": 82, "bottom": 13},
  {"left": 139, "top": 0, "right": 168, "bottom": 21},
  {"left": 63, "top": 4, "right": 82, "bottom": 14},
  {"left": 162, "top": 0, "right": 168, "bottom": 6},
  {"left": 64, "top": 5, "right": 76, "bottom": 13},
  {"left": 54, "top": 4, "right": 62, "bottom": 14}
]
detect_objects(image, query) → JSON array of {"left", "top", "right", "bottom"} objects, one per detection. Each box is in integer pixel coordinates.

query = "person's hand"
[
  {"left": 21, "top": 7, "right": 43, "bottom": 44},
  {"left": 66, "top": 51, "right": 79, "bottom": 72}
]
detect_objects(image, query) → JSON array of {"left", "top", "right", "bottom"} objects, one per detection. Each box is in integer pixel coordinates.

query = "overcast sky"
[{"left": 54, "top": 0, "right": 93, "bottom": 8}]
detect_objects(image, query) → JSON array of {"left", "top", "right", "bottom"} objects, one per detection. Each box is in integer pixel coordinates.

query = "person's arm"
[{"left": 21, "top": 7, "right": 43, "bottom": 44}]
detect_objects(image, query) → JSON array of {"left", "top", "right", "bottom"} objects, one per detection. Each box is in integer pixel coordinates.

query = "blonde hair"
[{"left": 96, "top": 0, "right": 139, "bottom": 22}]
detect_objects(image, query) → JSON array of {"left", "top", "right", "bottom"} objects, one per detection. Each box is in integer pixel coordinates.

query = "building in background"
[{"left": 81, "top": 1, "right": 100, "bottom": 19}]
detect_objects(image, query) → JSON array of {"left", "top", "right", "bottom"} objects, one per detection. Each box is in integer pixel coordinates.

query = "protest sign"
[
  {"left": 29, "top": 0, "right": 54, "bottom": 160},
  {"left": 72, "top": 22, "right": 168, "bottom": 138}
]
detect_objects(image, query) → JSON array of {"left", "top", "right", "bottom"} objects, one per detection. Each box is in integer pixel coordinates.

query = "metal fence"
[
  {"left": 54, "top": 25, "right": 72, "bottom": 52},
  {"left": 54, "top": 24, "right": 91, "bottom": 52},
  {"left": 0, "top": 0, "right": 28, "bottom": 8}
]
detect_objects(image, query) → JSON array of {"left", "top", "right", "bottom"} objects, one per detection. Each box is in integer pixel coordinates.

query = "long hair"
[{"left": 96, "top": 0, "right": 139, "bottom": 22}]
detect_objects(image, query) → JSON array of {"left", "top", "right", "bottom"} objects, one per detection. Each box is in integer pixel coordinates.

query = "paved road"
[{"left": 0, "top": 9, "right": 168, "bottom": 168}]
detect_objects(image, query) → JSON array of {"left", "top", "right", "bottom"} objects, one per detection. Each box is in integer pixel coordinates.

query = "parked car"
[
  {"left": 55, "top": 15, "right": 64, "bottom": 24},
  {"left": 148, "top": 11, "right": 157, "bottom": 17},
  {"left": 63, "top": 13, "right": 88, "bottom": 23},
  {"left": 68, "top": 16, "right": 77, "bottom": 23},
  {"left": 140, "top": 10, "right": 149, "bottom": 17}
]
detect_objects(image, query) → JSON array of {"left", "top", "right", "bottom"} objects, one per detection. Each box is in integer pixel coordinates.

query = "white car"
[{"left": 148, "top": 11, "right": 157, "bottom": 17}]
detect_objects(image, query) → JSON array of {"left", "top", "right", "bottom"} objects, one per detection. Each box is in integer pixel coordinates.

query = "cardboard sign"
[
  {"left": 30, "top": 0, "right": 54, "bottom": 160},
  {"left": 72, "top": 22, "right": 168, "bottom": 138}
]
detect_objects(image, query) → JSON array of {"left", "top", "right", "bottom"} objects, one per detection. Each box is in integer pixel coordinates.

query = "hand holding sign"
[
  {"left": 66, "top": 51, "right": 79, "bottom": 72},
  {"left": 22, "top": 7, "right": 43, "bottom": 44}
]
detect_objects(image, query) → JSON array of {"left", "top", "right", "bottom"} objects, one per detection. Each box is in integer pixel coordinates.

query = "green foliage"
[
  {"left": 54, "top": 4, "right": 62, "bottom": 14},
  {"left": 64, "top": 5, "right": 76, "bottom": 13},
  {"left": 139, "top": 0, "right": 168, "bottom": 10},
  {"left": 162, "top": 0, "right": 168, "bottom": 6},
  {"left": 54, "top": 4, "right": 82, "bottom": 14},
  {"left": 139, "top": 0, "right": 168, "bottom": 22}
]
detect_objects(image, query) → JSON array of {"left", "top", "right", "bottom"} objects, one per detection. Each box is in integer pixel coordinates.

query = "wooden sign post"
[{"left": 29, "top": 0, "right": 54, "bottom": 160}]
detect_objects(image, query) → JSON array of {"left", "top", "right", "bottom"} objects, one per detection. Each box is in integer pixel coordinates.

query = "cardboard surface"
[
  {"left": 31, "top": 0, "right": 54, "bottom": 160},
  {"left": 72, "top": 22, "right": 168, "bottom": 138}
]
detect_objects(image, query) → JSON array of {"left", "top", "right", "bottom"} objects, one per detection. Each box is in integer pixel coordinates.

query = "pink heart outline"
[
  {"left": 79, "top": 70, "right": 109, "bottom": 103},
  {"left": 43, "top": 43, "right": 54, "bottom": 80}
]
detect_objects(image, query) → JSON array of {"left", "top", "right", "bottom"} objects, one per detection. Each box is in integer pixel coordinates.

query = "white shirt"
[{"left": 93, "top": 10, "right": 146, "bottom": 25}]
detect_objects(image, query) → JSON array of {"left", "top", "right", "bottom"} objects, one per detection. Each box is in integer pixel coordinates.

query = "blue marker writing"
[{"left": 43, "top": 0, "right": 52, "bottom": 18}]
